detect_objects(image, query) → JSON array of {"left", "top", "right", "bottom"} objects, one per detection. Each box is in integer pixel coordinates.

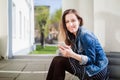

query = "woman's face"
[{"left": 65, "top": 13, "right": 80, "bottom": 36}]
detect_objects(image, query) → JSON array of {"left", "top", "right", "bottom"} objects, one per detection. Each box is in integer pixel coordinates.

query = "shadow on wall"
[
  {"left": 0, "top": 36, "right": 7, "bottom": 59},
  {"left": 97, "top": 12, "right": 120, "bottom": 52}
]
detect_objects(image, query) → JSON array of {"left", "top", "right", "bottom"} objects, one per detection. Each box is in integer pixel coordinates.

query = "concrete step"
[
  {"left": 13, "top": 54, "right": 56, "bottom": 59},
  {"left": 0, "top": 54, "right": 79, "bottom": 80}
]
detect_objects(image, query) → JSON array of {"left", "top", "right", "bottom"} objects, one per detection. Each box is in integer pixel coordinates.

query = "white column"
[
  {"left": 62, "top": 0, "right": 79, "bottom": 12},
  {"left": 8, "top": 0, "right": 13, "bottom": 58},
  {"left": 78, "top": 0, "right": 94, "bottom": 32},
  {"left": 0, "top": 0, "right": 9, "bottom": 59}
]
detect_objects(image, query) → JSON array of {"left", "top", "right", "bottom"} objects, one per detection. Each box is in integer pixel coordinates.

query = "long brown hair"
[{"left": 58, "top": 9, "right": 83, "bottom": 45}]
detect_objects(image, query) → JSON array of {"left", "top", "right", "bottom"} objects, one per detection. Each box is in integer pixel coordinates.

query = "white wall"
[
  {"left": 62, "top": 0, "right": 79, "bottom": 11},
  {"left": 62, "top": 0, "right": 120, "bottom": 52},
  {"left": 0, "top": 0, "right": 8, "bottom": 59},
  {"left": 12, "top": 0, "right": 34, "bottom": 55},
  {"left": 94, "top": 0, "right": 120, "bottom": 52},
  {"left": 78, "top": 0, "right": 94, "bottom": 32},
  {"left": 62, "top": 0, "right": 94, "bottom": 31},
  {"left": 0, "top": 0, "right": 34, "bottom": 58}
]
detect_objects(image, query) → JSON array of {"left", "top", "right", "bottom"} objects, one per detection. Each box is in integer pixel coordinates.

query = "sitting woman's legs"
[
  {"left": 46, "top": 56, "right": 74, "bottom": 80},
  {"left": 46, "top": 56, "right": 108, "bottom": 80}
]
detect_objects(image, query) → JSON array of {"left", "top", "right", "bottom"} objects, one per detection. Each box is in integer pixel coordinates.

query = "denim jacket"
[{"left": 69, "top": 26, "right": 108, "bottom": 77}]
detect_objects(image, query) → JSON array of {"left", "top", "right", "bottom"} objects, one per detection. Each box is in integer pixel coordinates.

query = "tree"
[
  {"left": 34, "top": 6, "right": 49, "bottom": 48},
  {"left": 50, "top": 8, "right": 62, "bottom": 30},
  {"left": 46, "top": 8, "right": 62, "bottom": 41}
]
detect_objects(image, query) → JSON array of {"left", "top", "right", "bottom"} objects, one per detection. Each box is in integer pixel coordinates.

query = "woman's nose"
[{"left": 69, "top": 22, "right": 73, "bottom": 26}]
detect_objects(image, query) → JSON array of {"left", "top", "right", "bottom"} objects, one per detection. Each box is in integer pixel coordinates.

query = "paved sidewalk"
[{"left": 0, "top": 55, "right": 78, "bottom": 80}]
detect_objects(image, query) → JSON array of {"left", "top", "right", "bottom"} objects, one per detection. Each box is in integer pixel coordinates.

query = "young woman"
[{"left": 46, "top": 9, "right": 108, "bottom": 80}]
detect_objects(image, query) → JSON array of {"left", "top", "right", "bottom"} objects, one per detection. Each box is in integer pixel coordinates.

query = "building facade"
[{"left": 0, "top": 0, "right": 34, "bottom": 59}]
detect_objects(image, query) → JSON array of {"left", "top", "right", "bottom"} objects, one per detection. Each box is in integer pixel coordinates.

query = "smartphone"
[{"left": 57, "top": 42, "right": 66, "bottom": 56}]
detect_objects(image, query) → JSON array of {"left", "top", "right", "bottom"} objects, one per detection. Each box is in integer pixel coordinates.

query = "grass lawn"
[{"left": 30, "top": 45, "right": 58, "bottom": 54}]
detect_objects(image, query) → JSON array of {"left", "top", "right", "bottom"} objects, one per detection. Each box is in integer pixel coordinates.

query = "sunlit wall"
[
  {"left": 62, "top": 0, "right": 120, "bottom": 52},
  {"left": 12, "top": 0, "right": 35, "bottom": 55}
]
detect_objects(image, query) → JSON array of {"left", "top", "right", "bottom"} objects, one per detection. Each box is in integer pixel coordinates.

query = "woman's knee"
[{"left": 52, "top": 56, "right": 67, "bottom": 64}]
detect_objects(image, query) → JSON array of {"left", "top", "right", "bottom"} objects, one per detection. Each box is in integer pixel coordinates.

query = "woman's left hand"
[{"left": 58, "top": 45, "right": 75, "bottom": 57}]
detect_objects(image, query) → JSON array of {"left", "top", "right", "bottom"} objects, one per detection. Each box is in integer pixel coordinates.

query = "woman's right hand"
[{"left": 58, "top": 45, "right": 75, "bottom": 58}]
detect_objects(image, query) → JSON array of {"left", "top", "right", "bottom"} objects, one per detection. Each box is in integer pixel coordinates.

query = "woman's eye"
[
  {"left": 71, "top": 19, "right": 75, "bottom": 22},
  {"left": 65, "top": 21, "right": 69, "bottom": 23}
]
